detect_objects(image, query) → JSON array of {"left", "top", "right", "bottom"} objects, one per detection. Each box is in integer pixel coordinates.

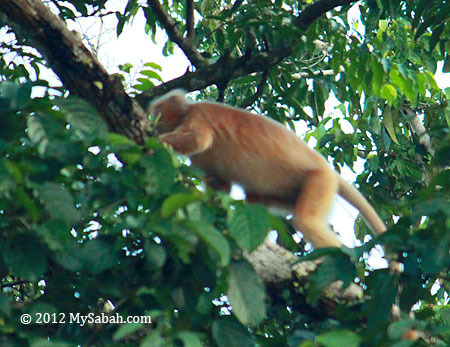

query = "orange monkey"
[{"left": 149, "top": 90, "right": 386, "bottom": 248}]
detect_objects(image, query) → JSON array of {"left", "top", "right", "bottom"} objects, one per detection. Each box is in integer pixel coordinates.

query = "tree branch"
[
  {"left": 136, "top": 47, "right": 292, "bottom": 107},
  {"left": 0, "top": 0, "right": 148, "bottom": 144},
  {"left": 148, "top": 0, "right": 207, "bottom": 68},
  {"left": 400, "top": 106, "right": 435, "bottom": 156},
  {"left": 186, "top": 0, "right": 195, "bottom": 39},
  {"left": 295, "top": 0, "right": 357, "bottom": 30},
  {"left": 240, "top": 69, "right": 269, "bottom": 109},
  {"left": 246, "top": 238, "right": 363, "bottom": 307}
]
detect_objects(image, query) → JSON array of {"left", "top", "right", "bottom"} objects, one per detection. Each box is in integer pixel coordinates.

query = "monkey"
[{"left": 149, "top": 89, "right": 387, "bottom": 248}]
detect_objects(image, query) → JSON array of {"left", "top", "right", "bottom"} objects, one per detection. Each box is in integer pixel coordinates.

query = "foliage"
[{"left": 0, "top": 0, "right": 450, "bottom": 346}]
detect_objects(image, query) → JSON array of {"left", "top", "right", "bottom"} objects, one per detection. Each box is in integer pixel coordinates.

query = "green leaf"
[
  {"left": 27, "top": 113, "right": 63, "bottom": 156},
  {"left": 38, "top": 182, "right": 81, "bottom": 225},
  {"left": 140, "top": 70, "right": 163, "bottom": 81},
  {"left": 185, "top": 221, "right": 230, "bottom": 267},
  {"left": 144, "top": 241, "right": 167, "bottom": 269},
  {"left": 161, "top": 191, "right": 204, "bottom": 217},
  {"left": 316, "top": 330, "right": 361, "bottom": 347},
  {"left": 444, "top": 54, "right": 450, "bottom": 73},
  {"left": 212, "top": 319, "right": 254, "bottom": 347},
  {"left": 0, "top": 81, "right": 32, "bottom": 110},
  {"left": 308, "top": 253, "right": 356, "bottom": 304},
  {"left": 175, "top": 331, "right": 203, "bottom": 347},
  {"left": 113, "top": 322, "right": 144, "bottom": 341},
  {"left": 227, "top": 204, "right": 270, "bottom": 252},
  {"left": 1, "top": 235, "right": 47, "bottom": 282},
  {"left": 380, "top": 84, "right": 397, "bottom": 104},
  {"left": 31, "top": 340, "right": 71, "bottom": 347},
  {"left": 227, "top": 261, "right": 266, "bottom": 326},
  {"left": 0, "top": 295, "right": 12, "bottom": 316},
  {"left": 144, "top": 62, "right": 162, "bottom": 70},
  {"left": 56, "top": 97, "right": 108, "bottom": 140},
  {"left": 382, "top": 106, "right": 399, "bottom": 145},
  {"left": 80, "top": 239, "right": 118, "bottom": 273},
  {"left": 372, "top": 59, "right": 384, "bottom": 91},
  {"left": 141, "top": 149, "right": 176, "bottom": 195}
]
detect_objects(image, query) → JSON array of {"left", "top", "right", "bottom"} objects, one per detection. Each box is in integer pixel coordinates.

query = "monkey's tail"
[{"left": 337, "top": 175, "right": 386, "bottom": 235}]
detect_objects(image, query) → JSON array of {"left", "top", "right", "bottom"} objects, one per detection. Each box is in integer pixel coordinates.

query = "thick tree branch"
[
  {"left": 136, "top": 48, "right": 292, "bottom": 106},
  {"left": 246, "top": 238, "right": 363, "bottom": 310},
  {"left": 0, "top": 0, "right": 148, "bottom": 144},
  {"left": 148, "top": 0, "right": 207, "bottom": 68},
  {"left": 295, "top": 0, "right": 357, "bottom": 30}
]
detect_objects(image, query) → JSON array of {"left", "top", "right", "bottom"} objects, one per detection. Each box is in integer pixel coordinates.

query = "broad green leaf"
[
  {"left": 308, "top": 254, "right": 356, "bottom": 304},
  {"left": 113, "top": 322, "right": 144, "bottom": 341},
  {"left": 80, "top": 239, "right": 118, "bottom": 273},
  {"left": 316, "top": 330, "right": 361, "bottom": 347},
  {"left": 31, "top": 340, "right": 71, "bottom": 347},
  {"left": 1, "top": 235, "right": 46, "bottom": 282},
  {"left": 144, "top": 241, "right": 167, "bottom": 269},
  {"left": 38, "top": 182, "right": 81, "bottom": 225},
  {"left": 382, "top": 106, "right": 399, "bottom": 144},
  {"left": 212, "top": 319, "right": 253, "bottom": 347},
  {"left": 372, "top": 60, "right": 384, "bottom": 91},
  {"left": 0, "top": 295, "right": 12, "bottom": 316},
  {"left": 0, "top": 81, "right": 32, "bottom": 109},
  {"left": 27, "top": 113, "right": 63, "bottom": 155},
  {"left": 444, "top": 54, "right": 450, "bottom": 73},
  {"left": 380, "top": 84, "right": 397, "bottom": 104},
  {"left": 140, "top": 70, "right": 163, "bottom": 81},
  {"left": 175, "top": 331, "right": 203, "bottom": 347},
  {"left": 227, "top": 261, "right": 266, "bottom": 326},
  {"left": 378, "top": 19, "right": 388, "bottom": 32},
  {"left": 227, "top": 204, "right": 270, "bottom": 252},
  {"left": 144, "top": 62, "right": 162, "bottom": 70},
  {"left": 185, "top": 221, "right": 230, "bottom": 267},
  {"left": 56, "top": 97, "right": 108, "bottom": 139},
  {"left": 161, "top": 191, "right": 204, "bottom": 217}
]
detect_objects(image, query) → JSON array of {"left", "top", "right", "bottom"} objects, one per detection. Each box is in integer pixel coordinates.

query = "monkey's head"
[{"left": 149, "top": 89, "right": 189, "bottom": 134}]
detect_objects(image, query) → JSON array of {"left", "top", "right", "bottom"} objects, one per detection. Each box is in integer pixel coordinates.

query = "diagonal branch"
[
  {"left": 0, "top": 0, "right": 148, "bottom": 144},
  {"left": 136, "top": 47, "right": 292, "bottom": 107},
  {"left": 295, "top": 0, "right": 357, "bottom": 30},
  {"left": 148, "top": 0, "right": 207, "bottom": 68}
]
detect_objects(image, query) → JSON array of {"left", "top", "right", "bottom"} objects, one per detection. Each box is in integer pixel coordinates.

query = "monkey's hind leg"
[{"left": 292, "top": 169, "right": 342, "bottom": 248}]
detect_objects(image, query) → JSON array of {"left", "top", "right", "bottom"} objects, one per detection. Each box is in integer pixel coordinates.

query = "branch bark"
[
  {"left": 186, "top": 0, "right": 195, "bottom": 39},
  {"left": 401, "top": 106, "right": 435, "bottom": 156}
]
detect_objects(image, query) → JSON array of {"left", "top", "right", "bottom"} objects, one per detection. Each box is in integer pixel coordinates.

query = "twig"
[
  {"left": 240, "top": 70, "right": 269, "bottom": 108},
  {"left": 148, "top": 0, "right": 207, "bottom": 68}
]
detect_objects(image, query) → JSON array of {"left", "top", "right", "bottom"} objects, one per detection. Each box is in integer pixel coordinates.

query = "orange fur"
[{"left": 149, "top": 90, "right": 386, "bottom": 248}]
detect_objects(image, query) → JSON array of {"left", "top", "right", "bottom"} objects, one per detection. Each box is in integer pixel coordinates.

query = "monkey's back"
[{"left": 189, "top": 102, "right": 330, "bottom": 198}]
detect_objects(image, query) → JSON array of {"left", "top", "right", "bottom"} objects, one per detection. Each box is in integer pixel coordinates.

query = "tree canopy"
[{"left": 0, "top": 0, "right": 449, "bottom": 346}]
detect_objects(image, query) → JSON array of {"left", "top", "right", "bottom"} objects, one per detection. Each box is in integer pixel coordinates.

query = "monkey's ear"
[{"left": 148, "top": 89, "right": 189, "bottom": 115}]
